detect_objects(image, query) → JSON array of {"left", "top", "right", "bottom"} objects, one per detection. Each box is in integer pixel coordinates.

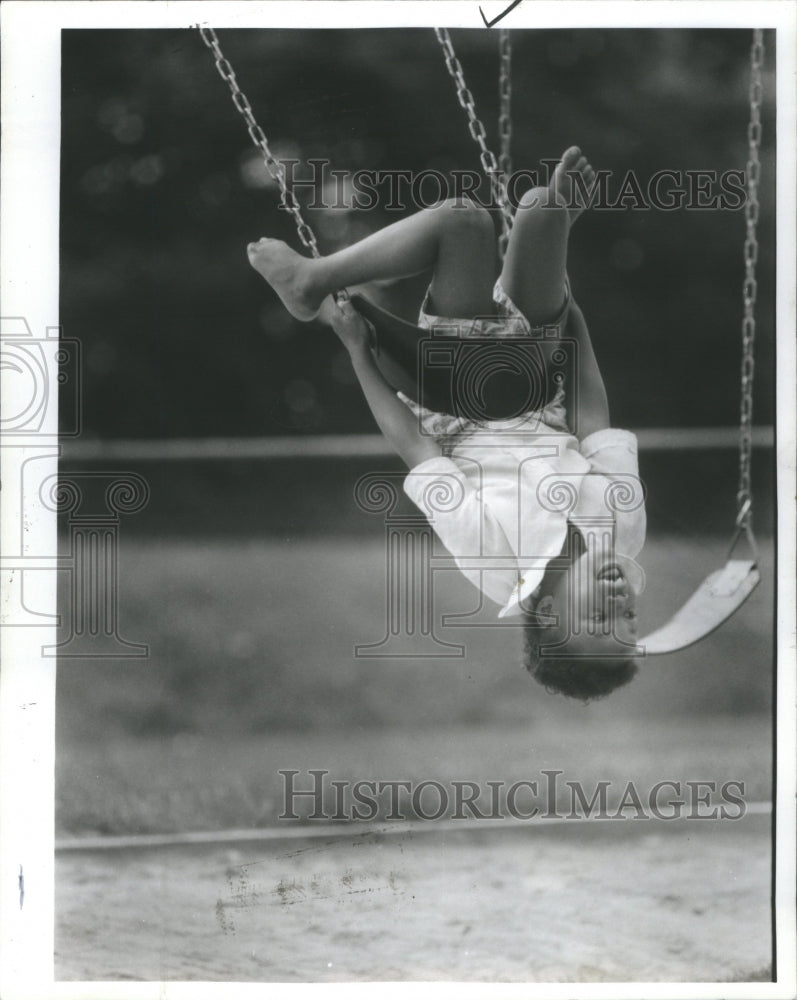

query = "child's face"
[{"left": 536, "top": 552, "right": 641, "bottom": 657}]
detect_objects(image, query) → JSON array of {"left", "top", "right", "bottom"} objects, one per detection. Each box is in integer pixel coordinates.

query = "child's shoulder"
[{"left": 579, "top": 427, "right": 638, "bottom": 460}]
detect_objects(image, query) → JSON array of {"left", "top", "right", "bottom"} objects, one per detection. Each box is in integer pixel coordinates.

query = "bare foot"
[
  {"left": 246, "top": 238, "right": 325, "bottom": 321},
  {"left": 549, "top": 146, "right": 597, "bottom": 225}
]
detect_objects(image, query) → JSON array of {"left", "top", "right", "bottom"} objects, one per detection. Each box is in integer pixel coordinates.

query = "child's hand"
[{"left": 325, "top": 298, "right": 374, "bottom": 357}]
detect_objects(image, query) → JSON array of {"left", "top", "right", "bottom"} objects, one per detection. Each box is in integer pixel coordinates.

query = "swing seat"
[
  {"left": 640, "top": 559, "right": 760, "bottom": 656},
  {"left": 349, "top": 293, "right": 424, "bottom": 342},
  {"left": 349, "top": 293, "right": 431, "bottom": 404},
  {"left": 349, "top": 293, "right": 556, "bottom": 418}
]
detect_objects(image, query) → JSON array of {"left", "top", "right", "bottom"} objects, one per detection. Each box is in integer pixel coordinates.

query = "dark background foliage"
[{"left": 60, "top": 27, "right": 776, "bottom": 440}]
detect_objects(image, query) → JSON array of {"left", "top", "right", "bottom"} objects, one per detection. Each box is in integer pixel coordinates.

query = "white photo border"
[{"left": 1, "top": 2, "right": 795, "bottom": 998}]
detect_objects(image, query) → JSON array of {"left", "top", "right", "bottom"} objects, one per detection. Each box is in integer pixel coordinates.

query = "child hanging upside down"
[{"left": 248, "top": 146, "right": 647, "bottom": 701}]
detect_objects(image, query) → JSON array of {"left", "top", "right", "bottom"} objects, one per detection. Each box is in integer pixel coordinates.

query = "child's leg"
[
  {"left": 498, "top": 147, "right": 608, "bottom": 433},
  {"left": 499, "top": 146, "right": 594, "bottom": 327},
  {"left": 248, "top": 199, "right": 497, "bottom": 321}
]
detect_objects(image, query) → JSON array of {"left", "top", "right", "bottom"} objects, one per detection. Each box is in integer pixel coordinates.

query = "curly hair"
[{"left": 522, "top": 614, "right": 639, "bottom": 702}]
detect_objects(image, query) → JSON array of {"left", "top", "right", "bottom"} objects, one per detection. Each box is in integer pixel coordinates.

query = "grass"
[
  {"left": 56, "top": 533, "right": 775, "bottom": 739},
  {"left": 56, "top": 715, "right": 772, "bottom": 836},
  {"left": 55, "top": 531, "right": 774, "bottom": 835}
]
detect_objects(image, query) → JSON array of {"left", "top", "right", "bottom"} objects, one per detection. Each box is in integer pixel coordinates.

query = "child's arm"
[
  {"left": 325, "top": 299, "right": 442, "bottom": 469},
  {"left": 566, "top": 301, "right": 610, "bottom": 440}
]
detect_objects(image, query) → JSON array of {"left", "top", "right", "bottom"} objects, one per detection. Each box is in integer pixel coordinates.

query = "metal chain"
[
  {"left": 736, "top": 29, "right": 764, "bottom": 526},
  {"left": 198, "top": 26, "right": 322, "bottom": 260},
  {"left": 202, "top": 25, "right": 518, "bottom": 274},
  {"left": 434, "top": 28, "right": 514, "bottom": 251},
  {"left": 497, "top": 28, "right": 513, "bottom": 260}
]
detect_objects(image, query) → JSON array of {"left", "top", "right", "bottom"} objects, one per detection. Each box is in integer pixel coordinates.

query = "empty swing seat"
[{"left": 640, "top": 559, "right": 760, "bottom": 655}]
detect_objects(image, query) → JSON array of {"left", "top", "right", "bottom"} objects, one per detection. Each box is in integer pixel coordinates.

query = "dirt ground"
[{"left": 56, "top": 812, "right": 770, "bottom": 984}]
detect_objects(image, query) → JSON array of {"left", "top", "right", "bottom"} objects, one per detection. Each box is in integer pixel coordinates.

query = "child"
[{"left": 248, "top": 147, "right": 647, "bottom": 700}]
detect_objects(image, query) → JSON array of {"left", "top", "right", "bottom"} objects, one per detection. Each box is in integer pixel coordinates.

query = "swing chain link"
[
  {"left": 198, "top": 25, "right": 322, "bottom": 260},
  {"left": 737, "top": 29, "right": 764, "bottom": 526},
  {"left": 435, "top": 28, "right": 514, "bottom": 257},
  {"left": 497, "top": 28, "right": 513, "bottom": 260}
]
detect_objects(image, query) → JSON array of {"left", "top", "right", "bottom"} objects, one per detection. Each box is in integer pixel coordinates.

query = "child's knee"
[
  {"left": 517, "top": 186, "right": 548, "bottom": 210},
  {"left": 437, "top": 198, "right": 494, "bottom": 241},
  {"left": 516, "top": 186, "right": 568, "bottom": 224}
]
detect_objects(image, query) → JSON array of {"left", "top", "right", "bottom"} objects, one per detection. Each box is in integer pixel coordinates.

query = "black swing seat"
[
  {"left": 349, "top": 292, "right": 435, "bottom": 407},
  {"left": 349, "top": 293, "right": 425, "bottom": 343},
  {"left": 639, "top": 558, "right": 760, "bottom": 656},
  {"left": 349, "top": 293, "right": 558, "bottom": 419}
]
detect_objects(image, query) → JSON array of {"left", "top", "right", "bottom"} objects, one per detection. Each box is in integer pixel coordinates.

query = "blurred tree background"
[{"left": 60, "top": 27, "right": 776, "bottom": 440}]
